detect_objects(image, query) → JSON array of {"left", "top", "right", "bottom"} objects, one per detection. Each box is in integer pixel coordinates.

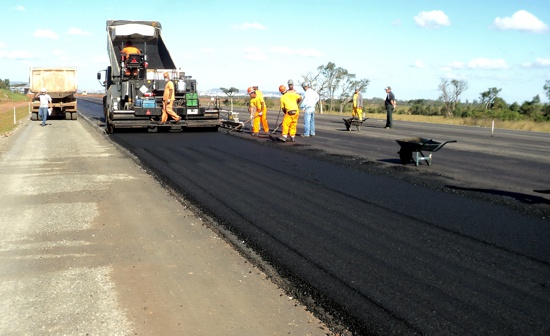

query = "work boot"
[
  {"left": 278, "top": 136, "right": 287, "bottom": 142},
  {"left": 290, "top": 136, "right": 295, "bottom": 142}
]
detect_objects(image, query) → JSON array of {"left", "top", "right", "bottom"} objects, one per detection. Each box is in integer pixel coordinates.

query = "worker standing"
[
  {"left": 35, "top": 87, "right": 52, "bottom": 127},
  {"left": 300, "top": 82, "right": 319, "bottom": 137},
  {"left": 287, "top": 79, "right": 297, "bottom": 93},
  {"left": 248, "top": 87, "right": 269, "bottom": 135},
  {"left": 278, "top": 85, "right": 302, "bottom": 142},
  {"left": 161, "top": 72, "right": 181, "bottom": 124},
  {"left": 352, "top": 88, "right": 363, "bottom": 120},
  {"left": 384, "top": 86, "right": 396, "bottom": 129},
  {"left": 252, "top": 85, "right": 269, "bottom": 133}
]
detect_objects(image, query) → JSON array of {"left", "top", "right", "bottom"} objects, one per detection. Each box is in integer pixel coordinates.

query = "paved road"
[
  {"left": 79, "top": 99, "right": 550, "bottom": 335},
  {"left": 0, "top": 114, "right": 329, "bottom": 335}
]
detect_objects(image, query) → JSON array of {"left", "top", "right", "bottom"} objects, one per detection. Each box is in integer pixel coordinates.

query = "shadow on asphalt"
[{"left": 447, "top": 186, "right": 550, "bottom": 205}]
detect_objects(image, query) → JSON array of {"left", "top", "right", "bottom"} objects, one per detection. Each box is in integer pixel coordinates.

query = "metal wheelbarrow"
[
  {"left": 396, "top": 137, "right": 457, "bottom": 166},
  {"left": 343, "top": 117, "right": 368, "bottom": 131}
]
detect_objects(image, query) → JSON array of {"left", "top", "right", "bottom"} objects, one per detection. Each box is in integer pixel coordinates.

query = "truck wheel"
[
  {"left": 106, "top": 120, "right": 115, "bottom": 134},
  {"left": 65, "top": 112, "right": 71, "bottom": 120},
  {"left": 72, "top": 113, "right": 77, "bottom": 120},
  {"left": 31, "top": 112, "right": 38, "bottom": 121},
  {"left": 102, "top": 96, "right": 107, "bottom": 118}
]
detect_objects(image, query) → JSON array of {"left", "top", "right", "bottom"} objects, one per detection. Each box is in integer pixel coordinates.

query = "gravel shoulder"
[{"left": 0, "top": 117, "right": 331, "bottom": 335}]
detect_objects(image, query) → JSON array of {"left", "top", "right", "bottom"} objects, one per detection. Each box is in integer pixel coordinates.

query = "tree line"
[
  {"left": 218, "top": 62, "right": 550, "bottom": 122},
  {"left": 0, "top": 78, "right": 11, "bottom": 90}
]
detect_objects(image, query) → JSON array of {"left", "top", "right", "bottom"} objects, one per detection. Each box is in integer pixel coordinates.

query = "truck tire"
[
  {"left": 72, "top": 113, "right": 78, "bottom": 120},
  {"left": 106, "top": 119, "right": 115, "bottom": 134},
  {"left": 65, "top": 112, "right": 71, "bottom": 120},
  {"left": 102, "top": 96, "right": 107, "bottom": 118},
  {"left": 31, "top": 112, "right": 38, "bottom": 121}
]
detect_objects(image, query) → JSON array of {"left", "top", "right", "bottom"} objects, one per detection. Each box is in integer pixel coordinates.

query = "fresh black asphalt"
[{"left": 79, "top": 99, "right": 549, "bottom": 335}]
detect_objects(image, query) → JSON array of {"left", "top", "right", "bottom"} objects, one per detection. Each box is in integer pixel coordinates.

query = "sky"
[{"left": 1, "top": 0, "right": 549, "bottom": 104}]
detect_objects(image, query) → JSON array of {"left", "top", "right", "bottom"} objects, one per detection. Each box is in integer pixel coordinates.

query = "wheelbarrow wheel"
[{"left": 399, "top": 150, "right": 413, "bottom": 164}]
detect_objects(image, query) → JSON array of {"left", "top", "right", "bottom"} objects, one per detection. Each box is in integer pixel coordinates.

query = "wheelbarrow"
[
  {"left": 396, "top": 137, "right": 457, "bottom": 166},
  {"left": 343, "top": 117, "right": 368, "bottom": 131}
]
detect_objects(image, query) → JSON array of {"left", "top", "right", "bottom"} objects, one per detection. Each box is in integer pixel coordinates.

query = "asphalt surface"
[
  {"left": 0, "top": 112, "right": 330, "bottom": 335},
  {"left": 79, "top": 98, "right": 550, "bottom": 335}
]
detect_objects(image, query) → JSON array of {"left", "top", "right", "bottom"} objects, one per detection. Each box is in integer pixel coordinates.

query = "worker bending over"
[{"left": 248, "top": 87, "right": 269, "bottom": 135}]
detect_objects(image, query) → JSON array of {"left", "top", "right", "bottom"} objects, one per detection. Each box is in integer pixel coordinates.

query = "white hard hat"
[{"left": 41, "top": 87, "right": 47, "bottom": 92}]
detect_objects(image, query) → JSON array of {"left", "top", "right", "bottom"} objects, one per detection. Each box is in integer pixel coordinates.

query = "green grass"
[
  {"left": 321, "top": 110, "right": 550, "bottom": 133},
  {"left": 0, "top": 89, "right": 29, "bottom": 103},
  {"left": 0, "top": 105, "right": 30, "bottom": 135}
]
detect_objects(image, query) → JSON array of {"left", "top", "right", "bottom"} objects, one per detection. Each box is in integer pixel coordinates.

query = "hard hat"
[
  {"left": 163, "top": 72, "right": 169, "bottom": 77},
  {"left": 41, "top": 87, "right": 47, "bottom": 93},
  {"left": 278, "top": 85, "right": 287, "bottom": 93},
  {"left": 287, "top": 79, "right": 293, "bottom": 85},
  {"left": 247, "top": 87, "right": 255, "bottom": 94},
  {"left": 302, "top": 82, "right": 309, "bottom": 88}
]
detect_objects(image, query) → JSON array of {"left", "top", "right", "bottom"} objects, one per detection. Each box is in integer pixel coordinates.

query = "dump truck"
[
  {"left": 97, "top": 20, "right": 220, "bottom": 133},
  {"left": 29, "top": 67, "right": 78, "bottom": 120}
]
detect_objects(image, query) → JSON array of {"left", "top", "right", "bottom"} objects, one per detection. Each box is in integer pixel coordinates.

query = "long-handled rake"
[{"left": 227, "top": 114, "right": 259, "bottom": 134}]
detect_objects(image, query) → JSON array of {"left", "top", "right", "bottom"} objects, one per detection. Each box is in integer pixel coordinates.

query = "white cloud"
[
  {"left": 68, "top": 28, "right": 91, "bottom": 36},
  {"left": 269, "top": 46, "right": 324, "bottom": 58},
  {"left": 467, "top": 58, "right": 508, "bottom": 70},
  {"left": 244, "top": 47, "right": 267, "bottom": 61},
  {"left": 447, "top": 61, "right": 466, "bottom": 70},
  {"left": 33, "top": 29, "right": 59, "bottom": 39},
  {"left": 231, "top": 22, "right": 266, "bottom": 30},
  {"left": 413, "top": 60, "right": 426, "bottom": 68},
  {"left": 445, "top": 58, "right": 508, "bottom": 70},
  {"left": 14, "top": 5, "right": 25, "bottom": 11},
  {"left": 0, "top": 42, "right": 5, "bottom": 49},
  {"left": 442, "top": 57, "right": 509, "bottom": 71},
  {"left": 414, "top": 10, "right": 451, "bottom": 28},
  {"left": 0, "top": 50, "right": 32, "bottom": 60},
  {"left": 521, "top": 58, "right": 550, "bottom": 68},
  {"left": 493, "top": 10, "right": 548, "bottom": 33}
]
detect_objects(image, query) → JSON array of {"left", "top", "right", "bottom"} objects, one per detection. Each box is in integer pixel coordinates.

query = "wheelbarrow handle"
[{"left": 431, "top": 140, "right": 458, "bottom": 152}]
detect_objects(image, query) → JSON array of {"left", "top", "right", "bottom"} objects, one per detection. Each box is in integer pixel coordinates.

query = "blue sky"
[{"left": 2, "top": 0, "right": 549, "bottom": 103}]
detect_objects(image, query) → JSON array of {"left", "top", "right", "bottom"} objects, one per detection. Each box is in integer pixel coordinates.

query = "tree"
[
  {"left": 302, "top": 62, "right": 369, "bottom": 114},
  {"left": 479, "top": 87, "right": 502, "bottom": 109},
  {"left": 438, "top": 78, "right": 468, "bottom": 117},
  {"left": 338, "top": 76, "right": 370, "bottom": 114},
  {"left": 302, "top": 62, "right": 345, "bottom": 112},
  {"left": 520, "top": 95, "right": 542, "bottom": 120},
  {"left": 0, "top": 79, "right": 9, "bottom": 90},
  {"left": 544, "top": 80, "right": 550, "bottom": 101},
  {"left": 220, "top": 87, "right": 239, "bottom": 112}
]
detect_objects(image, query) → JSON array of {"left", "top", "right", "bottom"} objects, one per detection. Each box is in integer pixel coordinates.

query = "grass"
[
  {"left": 0, "top": 104, "right": 30, "bottom": 135},
  {"left": 322, "top": 111, "right": 550, "bottom": 133},
  {"left": 0, "top": 90, "right": 32, "bottom": 135},
  {"left": 0, "top": 89, "right": 29, "bottom": 103}
]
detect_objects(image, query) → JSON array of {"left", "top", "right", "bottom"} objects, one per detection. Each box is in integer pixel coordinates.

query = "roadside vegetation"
[
  {"left": 3, "top": 74, "right": 550, "bottom": 134},
  {"left": 217, "top": 63, "right": 550, "bottom": 133},
  {"left": 0, "top": 86, "right": 31, "bottom": 135}
]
